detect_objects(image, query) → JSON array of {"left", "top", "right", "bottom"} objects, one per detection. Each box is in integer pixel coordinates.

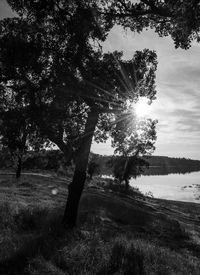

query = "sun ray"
[{"left": 133, "top": 97, "right": 152, "bottom": 118}]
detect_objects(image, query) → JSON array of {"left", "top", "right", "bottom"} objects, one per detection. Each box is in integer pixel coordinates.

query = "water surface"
[{"left": 131, "top": 171, "right": 200, "bottom": 203}]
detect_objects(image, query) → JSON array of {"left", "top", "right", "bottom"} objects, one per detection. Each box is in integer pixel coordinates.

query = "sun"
[{"left": 134, "top": 97, "right": 152, "bottom": 118}]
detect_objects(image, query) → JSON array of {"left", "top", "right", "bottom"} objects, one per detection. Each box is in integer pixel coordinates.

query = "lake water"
[{"left": 130, "top": 171, "right": 200, "bottom": 203}]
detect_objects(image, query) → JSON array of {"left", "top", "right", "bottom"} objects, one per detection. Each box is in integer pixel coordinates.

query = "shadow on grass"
[
  {"left": 0, "top": 188, "right": 200, "bottom": 274},
  {"left": 0, "top": 205, "right": 67, "bottom": 275},
  {"left": 79, "top": 189, "right": 200, "bottom": 256}
]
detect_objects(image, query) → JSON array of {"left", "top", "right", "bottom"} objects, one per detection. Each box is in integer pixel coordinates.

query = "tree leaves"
[
  {"left": 0, "top": 0, "right": 157, "bottom": 164},
  {"left": 103, "top": 0, "right": 200, "bottom": 49}
]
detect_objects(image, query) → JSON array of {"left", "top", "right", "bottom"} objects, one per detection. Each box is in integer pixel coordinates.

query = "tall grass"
[
  {"left": 26, "top": 234, "right": 200, "bottom": 275},
  {"left": 0, "top": 198, "right": 200, "bottom": 274}
]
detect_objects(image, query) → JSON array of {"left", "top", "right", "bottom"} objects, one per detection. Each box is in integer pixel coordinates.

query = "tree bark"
[
  {"left": 16, "top": 156, "right": 22, "bottom": 179},
  {"left": 63, "top": 110, "right": 98, "bottom": 228}
]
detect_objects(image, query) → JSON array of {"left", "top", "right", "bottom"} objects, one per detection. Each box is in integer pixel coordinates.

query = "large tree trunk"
[
  {"left": 16, "top": 156, "right": 22, "bottom": 179},
  {"left": 63, "top": 110, "right": 98, "bottom": 228}
]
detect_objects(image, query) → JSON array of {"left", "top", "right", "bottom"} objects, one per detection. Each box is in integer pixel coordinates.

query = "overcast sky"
[{"left": 1, "top": 1, "right": 200, "bottom": 159}]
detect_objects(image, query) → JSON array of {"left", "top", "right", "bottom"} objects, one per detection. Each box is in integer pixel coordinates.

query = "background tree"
[
  {"left": 0, "top": 0, "right": 158, "bottom": 227},
  {"left": 112, "top": 155, "right": 149, "bottom": 190},
  {"left": 0, "top": 109, "right": 46, "bottom": 179},
  {"left": 0, "top": 110, "right": 29, "bottom": 179},
  {"left": 110, "top": 111, "right": 156, "bottom": 190}
]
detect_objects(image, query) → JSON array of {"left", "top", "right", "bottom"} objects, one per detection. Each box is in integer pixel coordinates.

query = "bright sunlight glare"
[{"left": 134, "top": 97, "right": 152, "bottom": 118}]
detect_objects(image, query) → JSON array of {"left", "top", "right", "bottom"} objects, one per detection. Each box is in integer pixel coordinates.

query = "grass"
[{"left": 0, "top": 174, "right": 200, "bottom": 274}]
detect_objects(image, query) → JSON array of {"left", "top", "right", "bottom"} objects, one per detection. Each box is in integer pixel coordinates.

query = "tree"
[
  {"left": 0, "top": 110, "right": 29, "bottom": 179},
  {"left": 102, "top": 0, "right": 200, "bottom": 49},
  {"left": 110, "top": 111, "right": 156, "bottom": 190},
  {"left": 112, "top": 118, "right": 156, "bottom": 190},
  {"left": 112, "top": 155, "right": 149, "bottom": 190},
  {"left": 0, "top": 108, "right": 46, "bottom": 179},
  {"left": 0, "top": 0, "right": 158, "bottom": 227},
  {"left": 111, "top": 113, "right": 157, "bottom": 157}
]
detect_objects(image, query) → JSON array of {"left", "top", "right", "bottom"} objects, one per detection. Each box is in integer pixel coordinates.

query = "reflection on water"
[
  {"left": 143, "top": 166, "right": 200, "bottom": 176},
  {"left": 131, "top": 171, "right": 200, "bottom": 203}
]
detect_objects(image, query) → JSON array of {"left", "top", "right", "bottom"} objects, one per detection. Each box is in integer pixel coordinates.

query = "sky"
[
  {"left": 1, "top": 0, "right": 200, "bottom": 159},
  {"left": 93, "top": 26, "right": 200, "bottom": 160}
]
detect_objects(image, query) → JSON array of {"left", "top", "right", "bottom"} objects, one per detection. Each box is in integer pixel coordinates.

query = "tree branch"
[
  {"left": 101, "top": 1, "right": 171, "bottom": 19},
  {"left": 140, "top": 0, "right": 171, "bottom": 17}
]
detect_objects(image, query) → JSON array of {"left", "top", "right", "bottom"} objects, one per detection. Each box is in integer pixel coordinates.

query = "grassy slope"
[{"left": 0, "top": 173, "right": 200, "bottom": 274}]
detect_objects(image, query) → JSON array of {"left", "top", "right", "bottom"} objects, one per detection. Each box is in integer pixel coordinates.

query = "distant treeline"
[
  {"left": 0, "top": 150, "right": 200, "bottom": 176},
  {"left": 90, "top": 154, "right": 200, "bottom": 176},
  {"left": 143, "top": 156, "right": 200, "bottom": 175},
  {"left": 0, "top": 150, "right": 66, "bottom": 172}
]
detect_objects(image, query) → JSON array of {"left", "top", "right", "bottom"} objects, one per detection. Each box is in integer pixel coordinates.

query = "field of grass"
[{"left": 0, "top": 173, "right": 200, "bottom": 274}]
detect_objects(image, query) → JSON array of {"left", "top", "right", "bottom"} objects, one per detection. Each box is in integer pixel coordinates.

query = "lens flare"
[{"left": 134, "top": 97, "right": 152, "bottom": 118}]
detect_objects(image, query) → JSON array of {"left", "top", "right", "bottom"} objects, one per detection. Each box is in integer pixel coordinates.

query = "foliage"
[
  {"left": 0, "top": 1, "right": 158, "bottom": 161},
  {"left": 95, "top": 153, "right": 200, "bottom": 176},
  {"left": 0, "top": 0, "right": 159, "bottom": 225},
  {"left": 23, "top": 150, "right": 67, "bottom": 171},
  {"left": 102, "top": 0, "right": 200, "bottom": 49},
  {"left": 0, "top": 1, "right": 199, "bottom": 182},
  {"left": 0, "top": 108, "right": 46, "bottom": 177},
  {"left": 111, "top": 116, "right": 157, "bottom": 157},
  {"left": 112, "top": 155, "right": 149, "bottom": 183},
  {"left": 0, "top": 110, "right": 27, "bottom": 177},
  {"left": 0, "top": 111, "right": 27, "bottom": 154},
  {"left": 6, "top": 0, "right": 200, "bottom": 51}
]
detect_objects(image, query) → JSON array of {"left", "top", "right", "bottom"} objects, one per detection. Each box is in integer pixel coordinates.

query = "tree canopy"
[
  {"left": 0, "top": 1, "right": 157, "bottom": 163},
  {"left": 3, "top": 0, "right": 197, "bottom": 227},
  {"left": 102, "top": 0, "right": 200, "bottom": 49}
]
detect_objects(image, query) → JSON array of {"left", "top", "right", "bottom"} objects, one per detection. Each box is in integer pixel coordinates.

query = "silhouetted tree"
[
  {"left": 110, "top": 109, "right": 156, "bottom": 190},
  {"left": 0, "top": 1, "right": 199, "bottom": 227},
  {"left": 0, "top": 109, "right": 46, "bottom": 179},
  {"left": 113, "top": 156, "right": 149, "bottom": 191},
  {"left": 0, "top": 109, "right": 30, "bottom": 179},
  {"left": 0, "top": 1, "right": 158, "bottom": 227}
]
